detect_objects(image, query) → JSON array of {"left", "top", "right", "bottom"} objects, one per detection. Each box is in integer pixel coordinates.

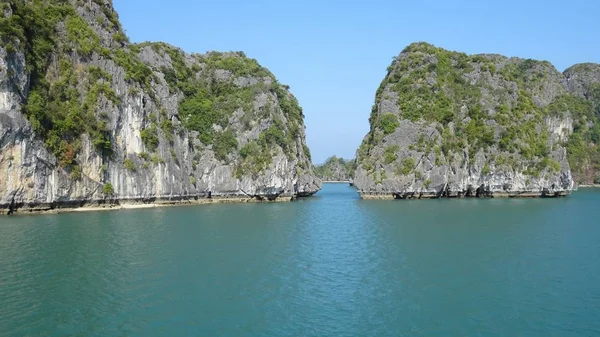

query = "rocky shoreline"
[
  {"left": 0, "top": 193, "right": 314, "bottom": 216},
  {"left": 360, "top": 190, "right": 570, "bottom": 200}
]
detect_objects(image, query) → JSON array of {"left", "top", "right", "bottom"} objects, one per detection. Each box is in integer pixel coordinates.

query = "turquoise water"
[{"left": 1, "top": 184, "right": 600, "bottom": 336}]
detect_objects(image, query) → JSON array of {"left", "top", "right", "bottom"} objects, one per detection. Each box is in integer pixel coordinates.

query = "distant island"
[{"left": 314, "top": 156, "right": 356, "bottom": 182}]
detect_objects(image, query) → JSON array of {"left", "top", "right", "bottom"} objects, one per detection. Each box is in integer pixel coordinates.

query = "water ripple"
[{"left": 1, "top": 185, "right": 600, "bottom": 336}]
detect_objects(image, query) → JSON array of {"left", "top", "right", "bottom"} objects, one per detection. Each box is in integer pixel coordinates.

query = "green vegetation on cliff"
[
  {"left": 554, "top": 80, "right": 600, "bottom": 183},
  {"left": 139, "top": 42, "right": 308, "bottom": 171},
  {"left": 1, "top": 1, "right": 313, "bottom": 180},
  {"left": 0, "top": 0, "right": 117, "bottom": 171},
  {"left": 314, "top": 157, "right": 356, "bottom": 181},
  {"left": 3, "top": 2, "right": 117, "bottom": 173},
  {"left": 359, "top": 42, "right": 580, "bottom": 182}
]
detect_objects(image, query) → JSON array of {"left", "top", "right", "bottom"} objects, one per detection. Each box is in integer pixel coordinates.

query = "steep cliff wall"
[
  {"left": 0, "top": 0, "right": 320, "bottom": 213},
  {"left": 355, "top": 42, "right": 588, "bottom": 199},
  {"left": 562, "top": 63, "right": 600, "bottom": 184}
]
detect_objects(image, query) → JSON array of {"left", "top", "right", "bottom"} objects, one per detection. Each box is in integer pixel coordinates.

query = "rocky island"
[
  {"left": 314, "top": 156, "right": 356, "bottom": 182},
  {"left": 0, "top": 0, "right": 320, "bottom": 214},
  {"left": 354, "top": 42, "right": 600, "bottom": 199}
]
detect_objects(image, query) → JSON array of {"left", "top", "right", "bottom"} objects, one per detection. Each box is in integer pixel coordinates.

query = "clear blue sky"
[{"left": 113, "top": 0, "right": 599, "bottom": 164}]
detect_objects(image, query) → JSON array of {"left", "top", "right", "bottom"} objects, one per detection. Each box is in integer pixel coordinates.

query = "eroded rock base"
[
  {"left": 0, "top": 193, "right": 313, "bottom": 215},
  {"left": 360, "top": 190, "right": 570, "bottom": 200}
]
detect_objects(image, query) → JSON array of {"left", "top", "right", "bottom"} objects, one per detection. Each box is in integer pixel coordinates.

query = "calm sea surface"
[{"left": 1, "top": 184, "right": 600, "bottom": 336}]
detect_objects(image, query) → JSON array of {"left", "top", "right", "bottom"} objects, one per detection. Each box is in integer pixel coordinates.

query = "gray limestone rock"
[
  {"left": 0, "top": 1, "right": 320, "bottom": 213},
  {"left": 355, "top": 43, "right": 584, "bottom": 199}
]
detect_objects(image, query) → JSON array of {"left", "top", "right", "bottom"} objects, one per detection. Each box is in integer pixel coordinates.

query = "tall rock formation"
[
  {"left": 355, "top": 42, "right": 599, "bottom": 199},
  {"left": 0, "top": 0, "right": 320, "bottom": 213},
  {"left": 562, "top": 63, "right": 600, "bottom": 183}
]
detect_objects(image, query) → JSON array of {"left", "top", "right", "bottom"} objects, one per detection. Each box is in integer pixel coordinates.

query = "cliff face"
[
  {"left": 562, "top": 64, "right": 600, "bottom": 183},
  {"left": 354, "top": 42, "right": 598, "bottom": 199},
  {"left": 314, "top": 156, "right": 356, "bottom": 182},
  {"left": 0, "top": 0, "right": 320, "bottom": 212}
]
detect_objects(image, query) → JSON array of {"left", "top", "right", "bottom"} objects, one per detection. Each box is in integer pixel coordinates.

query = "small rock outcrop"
[
  {"left": 354, "top": 42, "right": 600, "bottom": 199},
  {"left": 314, "top": 156, "right": 356, "bottom": 182},
  {"left": 0, "top": 1, "right": 320, "bottom": 213}
]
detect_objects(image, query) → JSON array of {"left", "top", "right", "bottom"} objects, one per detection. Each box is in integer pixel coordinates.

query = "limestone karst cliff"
[
  {"left": 562, "top": 63, "right": 600, "bottom": 183},
  {"left": 355, "top": 42, "right": 600, "bottom": 199},
  {"left": 314, "top": 156, "right": 356, "bottom": 182},
  {"left": 0, "top": 0, "right": 320, "bottom": 213}
]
